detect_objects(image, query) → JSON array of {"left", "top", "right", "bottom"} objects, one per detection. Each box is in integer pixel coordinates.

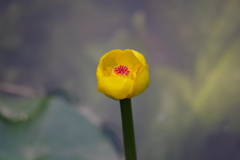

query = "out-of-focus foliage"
[
  {"left": 0, "top": 95, "right": 49, "bottom": 123},
  {"left": 0, "top": 95, "right": 119, "bottom": 160},
  {"left": 141, "top": 0, "right": 240, "bottom": 160},
  {"left": 0, "top": 0, "right": 240, "bottom": 160}
]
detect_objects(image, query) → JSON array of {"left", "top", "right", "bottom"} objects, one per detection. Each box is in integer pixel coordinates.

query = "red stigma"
[{"left": 114, "top": 65, "right": 130, "bottom": 75}]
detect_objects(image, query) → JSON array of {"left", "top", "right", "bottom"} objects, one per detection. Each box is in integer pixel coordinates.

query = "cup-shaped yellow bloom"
[{"left": 96, "top": 49, "right": 150, "bottom": 100}]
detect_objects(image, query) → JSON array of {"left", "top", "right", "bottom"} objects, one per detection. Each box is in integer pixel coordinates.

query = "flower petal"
[
  {"left": 131, "top": 50, "right": 147, "bottom": 65},
  {"left": 96, "top": 67, "right": 104, "bottom": 80},
  {"left": 97, "top": 49, "right": 122, "bottom": 80},
  {"left": 116, "top": 49, "right": 145, "bottom": 66},
  {"left": 128, "top": 65, "right": 150, "bottom": 98},
  {"left": 98, "top": 77, "right": 134, "bottom": 100}
]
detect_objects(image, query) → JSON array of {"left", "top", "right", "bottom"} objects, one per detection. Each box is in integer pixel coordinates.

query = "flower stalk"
[{"left": 120, "top": 98, "right": 137, "bottom": 160}]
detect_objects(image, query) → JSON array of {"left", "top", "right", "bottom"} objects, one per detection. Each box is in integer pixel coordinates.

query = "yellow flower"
[{"left": 96, "top": 49, "right": 150, "bottom": 100}]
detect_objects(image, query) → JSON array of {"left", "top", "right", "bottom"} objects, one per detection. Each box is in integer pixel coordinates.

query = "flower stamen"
[{"left": 114, "top": 65, "right": 130, "bottom": 76}]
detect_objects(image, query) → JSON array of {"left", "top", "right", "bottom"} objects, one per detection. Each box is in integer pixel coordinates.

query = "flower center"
[
  {"left": 114, "top": 65, "right": 130, "bottom": 76},
  {"left": 103, "top": 64, "right": 141, "bottom": 79}
]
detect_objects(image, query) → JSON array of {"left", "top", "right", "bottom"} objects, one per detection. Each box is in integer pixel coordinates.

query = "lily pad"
[{"left": 0, "top": 96, "right": 119, "bottom": 160}]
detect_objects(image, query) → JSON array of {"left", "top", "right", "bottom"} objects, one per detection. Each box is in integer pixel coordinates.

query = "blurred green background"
[{"left": 0, "top": 0, "right": 240, "bottom": 160}]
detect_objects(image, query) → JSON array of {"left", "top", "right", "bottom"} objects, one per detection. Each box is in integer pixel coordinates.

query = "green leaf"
[
  {"left": 0, "top": 96, "right": 119, "bottom": 160},
  {"left": 0, "top": 95, "right": 50, "bottom": 123}
]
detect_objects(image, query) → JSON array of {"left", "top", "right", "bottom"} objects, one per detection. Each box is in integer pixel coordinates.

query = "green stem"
[{"left": 120, "top": 98, "right": 137, "bottom": 160}]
